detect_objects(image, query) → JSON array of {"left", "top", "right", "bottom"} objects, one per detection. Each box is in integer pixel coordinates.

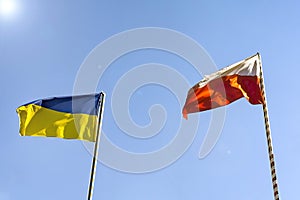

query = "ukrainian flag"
[{"left": 16, "top": 93, "right": 102, "bottom": 142}]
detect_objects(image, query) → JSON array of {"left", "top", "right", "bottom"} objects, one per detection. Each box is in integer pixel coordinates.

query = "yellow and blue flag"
[{"left": 16, "top": 93, "right": 101, "bottom": 142}]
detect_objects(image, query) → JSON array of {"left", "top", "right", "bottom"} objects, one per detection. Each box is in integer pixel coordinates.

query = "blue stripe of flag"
[{"left": 23, "top": 93, "right": 101, "bottom": 115}]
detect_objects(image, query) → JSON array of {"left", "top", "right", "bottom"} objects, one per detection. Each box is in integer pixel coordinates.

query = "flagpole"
[
  {"left": 257, "top": 53, "right": 280, "bottom": 200},
  {"left": 87, "top": 92, "right": 105, "bottom": 200}
]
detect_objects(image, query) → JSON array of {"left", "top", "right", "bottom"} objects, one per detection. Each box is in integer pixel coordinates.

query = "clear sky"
[{"left": 1, "top": 0, "right": 299, "bottom": 199}]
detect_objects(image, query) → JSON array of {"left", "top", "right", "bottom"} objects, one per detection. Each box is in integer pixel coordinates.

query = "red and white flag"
[{"left": 182, "top": 54, "right": 263, "bottom": 119}]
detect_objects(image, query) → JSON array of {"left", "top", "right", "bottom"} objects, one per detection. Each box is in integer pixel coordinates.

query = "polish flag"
[{"left": 182, "top": 54, "right": 263, "bottom": 119}]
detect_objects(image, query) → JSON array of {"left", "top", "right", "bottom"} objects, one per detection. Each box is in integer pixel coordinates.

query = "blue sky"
[{"left": 1, "top": 0, "right": 299, "bottom": 199}]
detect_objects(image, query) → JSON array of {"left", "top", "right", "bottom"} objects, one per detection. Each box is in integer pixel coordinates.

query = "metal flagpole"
[
  {"left": 87, "top": 92, "right": 105, "bottom": 200},
  {"left": 257, "top": 53, "right": 280, "bottom": 200}
]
